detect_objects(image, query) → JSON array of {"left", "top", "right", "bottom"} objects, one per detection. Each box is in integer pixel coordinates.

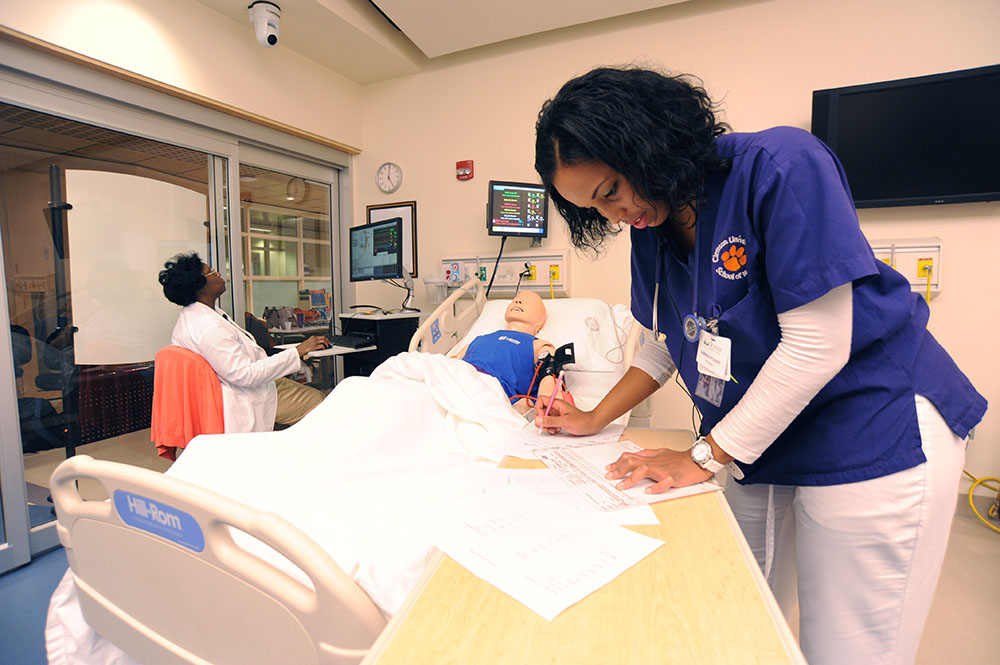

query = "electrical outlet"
[
  {"left": 441, "top": 251, "right": 568, "bottom": 294},
  {"left": 869, "top": 239, "right": 941, "bottom": 297}
]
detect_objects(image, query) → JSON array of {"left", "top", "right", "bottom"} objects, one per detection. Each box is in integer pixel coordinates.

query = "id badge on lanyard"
[
  {"left": 681, "top": 225, "right": 732, "bottom": 408},
  {"left": 695, "top": 323, "right": 731, "bottom": 407}
]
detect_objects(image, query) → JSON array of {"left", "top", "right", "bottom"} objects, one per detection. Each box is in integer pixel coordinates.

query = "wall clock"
[{"left": 376, "top": 162, "right": 403, "bottom": 194}]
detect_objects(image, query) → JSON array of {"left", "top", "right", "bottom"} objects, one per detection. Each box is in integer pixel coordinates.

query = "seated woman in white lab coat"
[{"left": 158, "top": 252, "right": 329, "bottom": 433}]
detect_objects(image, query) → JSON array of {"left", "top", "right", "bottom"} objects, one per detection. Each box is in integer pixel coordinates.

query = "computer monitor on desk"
[{"left": 349, "top": 217, "right": 404, "bottom": 282}]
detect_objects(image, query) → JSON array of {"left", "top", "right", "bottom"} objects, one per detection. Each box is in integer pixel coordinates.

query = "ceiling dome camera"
[{"left": 248, "top": 1, "right": 280, "bottom": 48}]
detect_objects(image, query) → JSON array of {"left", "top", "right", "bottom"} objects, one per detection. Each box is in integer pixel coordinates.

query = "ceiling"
[{"left": 195, "top": 0, "right": 691, "bottom": 85}]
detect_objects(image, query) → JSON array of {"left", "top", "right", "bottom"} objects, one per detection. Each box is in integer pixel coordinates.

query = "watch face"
[
  {"left": 691, "top": 440, "right": 711, "bottom": 465},
  {"left": 376, "top": 162, "right": 402, "bottom": 193}
]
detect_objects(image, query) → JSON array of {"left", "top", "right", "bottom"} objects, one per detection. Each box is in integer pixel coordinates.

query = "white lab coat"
[{"left": 170, "top": 302, "right": 302, "bottom": 433}]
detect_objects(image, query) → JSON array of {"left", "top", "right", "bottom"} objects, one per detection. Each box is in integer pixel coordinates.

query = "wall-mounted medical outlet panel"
[
  {"left": 869, "top": 237, "right": 942, "bottom": 299},
  {"left": 441, "top": 249, "right": 569, "bottom": 297}
]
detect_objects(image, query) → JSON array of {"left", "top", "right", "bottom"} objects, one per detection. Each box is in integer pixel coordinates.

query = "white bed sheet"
[{"left": 47, "top": 307, "right": 634, "bottom": 665}]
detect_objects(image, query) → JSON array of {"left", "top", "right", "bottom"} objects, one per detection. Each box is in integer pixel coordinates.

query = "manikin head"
[{"left": 504, "top": 291, "right": 546, "bottom": 336}]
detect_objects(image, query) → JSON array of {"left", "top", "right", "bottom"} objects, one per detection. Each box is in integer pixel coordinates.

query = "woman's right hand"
[
  {"left": 295, "top": 335, "right": 329, "bottom": 358},
  {"left": 533, "top": 396, "right": 602, "bottom": 436}
]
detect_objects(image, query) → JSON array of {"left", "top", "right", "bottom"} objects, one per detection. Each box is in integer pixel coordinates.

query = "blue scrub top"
[{"left": 630, "top": 127, "right": 986, "bottom": 486}]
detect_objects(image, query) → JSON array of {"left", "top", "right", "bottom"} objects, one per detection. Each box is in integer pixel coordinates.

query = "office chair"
[
  {"left": 151, "top": 346, "right": 225, "bottom": 461},
  {"left": 34, "top": 325, "right": 76, "bottom": 391},
  {"left": 245, "top": 312, "right": 280, "bottom": 356},
  {"left": 11, "top": 324, "right": 65, "bottom": 453}
]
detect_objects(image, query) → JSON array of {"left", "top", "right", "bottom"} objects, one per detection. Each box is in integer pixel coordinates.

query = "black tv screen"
[
  {"left": 349, "top": 217, "right": 403, "bottom": 282},
  {"left": 487, "top": 180, "right": 549, "bottom": 238},
  {"left": 811, "top": 64, "right": 1000, "bottom": 208}
]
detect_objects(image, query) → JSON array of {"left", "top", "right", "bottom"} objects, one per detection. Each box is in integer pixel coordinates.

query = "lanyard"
[
  {"left": 652, "top": 245, "right": 667, "bottom": 342},
  {"left": 652, "top": 225, "right": 703, "bottom": 344},
  {"left": 682, "top": 221, "right": 703, "bottom": 343}
]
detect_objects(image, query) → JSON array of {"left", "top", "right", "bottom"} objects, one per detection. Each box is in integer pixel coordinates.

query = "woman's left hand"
[{"left": 606, "top": 448, "right": 713, "bottom": 493}]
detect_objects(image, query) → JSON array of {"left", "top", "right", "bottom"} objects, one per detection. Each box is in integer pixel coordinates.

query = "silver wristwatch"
[{"left": 689, "top": 436, "right": 725, "bottom": 475}]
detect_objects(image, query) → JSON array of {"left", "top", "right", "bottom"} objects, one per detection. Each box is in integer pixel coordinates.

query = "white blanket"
[
  {"left": 47, "top": 352, "right": 539, "bottom": 665},
  {"left": 167, "top": 352, "right": 533, "bottom": 613}
]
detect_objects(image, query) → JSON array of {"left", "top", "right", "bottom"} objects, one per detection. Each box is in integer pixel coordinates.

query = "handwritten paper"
[
  {"left": 501, "top": 468, "right": 658, "bottom": 525},
  {"left": 536, "top": 440, "right": 722, "bottom": 510}
]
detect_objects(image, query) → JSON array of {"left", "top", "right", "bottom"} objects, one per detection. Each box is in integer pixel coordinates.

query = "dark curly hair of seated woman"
[{"left": 159, "top": 251, "right": 207, "bottom": 306}]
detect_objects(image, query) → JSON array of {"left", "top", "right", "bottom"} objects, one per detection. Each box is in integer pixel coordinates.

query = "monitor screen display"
[
  {"left": 349, "top": 217, "right": 404, "bottom": 282},
  {"left": 812, "top": 65, "right": 1000, "bottom": 208},
  {"left": 487, "top": 180, "right": 549, "bottom": 238}
]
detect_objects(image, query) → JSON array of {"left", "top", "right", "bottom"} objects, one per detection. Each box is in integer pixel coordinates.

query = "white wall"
[
  {"left": 353, "top": 0, "right": 1000, "bottom": 488},
  {"left": 0, "top": 0, "right": 365, "bottom": 148}
]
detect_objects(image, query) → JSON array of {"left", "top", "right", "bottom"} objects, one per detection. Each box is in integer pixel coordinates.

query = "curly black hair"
[
  {"left": 535, "top": 66, "right": 731, "bottom": 253},
  {"left": 159, "top": 251, "right": 207, "bottom": 306}
]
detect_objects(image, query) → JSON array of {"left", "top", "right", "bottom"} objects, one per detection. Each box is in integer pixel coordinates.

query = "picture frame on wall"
[{"left": 366, "top": 201, "right": 417, "bottom": 278}]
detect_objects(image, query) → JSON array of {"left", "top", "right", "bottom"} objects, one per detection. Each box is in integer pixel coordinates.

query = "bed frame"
[
  {"left": 50, "top": 455, "right": 387, "bottom": 665},
  {"left": 408, "top": 278, "right": 652, "bottom": 425}
]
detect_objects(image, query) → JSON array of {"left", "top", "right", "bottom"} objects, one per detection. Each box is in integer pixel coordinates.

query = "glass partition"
[
  {"left": 0, "top": 101, "right": 230, "bottom": 540},
  {"left": 239, "top": 166, "right": 333, "bottom": 323}
]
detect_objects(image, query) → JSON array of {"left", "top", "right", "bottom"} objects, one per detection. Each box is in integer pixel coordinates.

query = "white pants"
[{"left": 724, "top": 395, "right": 966, "bottom": 665}]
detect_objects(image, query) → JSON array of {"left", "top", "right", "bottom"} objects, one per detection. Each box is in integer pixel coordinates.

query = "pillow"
[{"left": 452, "top": 297, "right": 632, "bottom": 373}]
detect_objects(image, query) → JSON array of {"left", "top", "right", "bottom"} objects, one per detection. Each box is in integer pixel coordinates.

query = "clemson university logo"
[{"left": 712, "top": 236, "right": 748, "bottom": 281}]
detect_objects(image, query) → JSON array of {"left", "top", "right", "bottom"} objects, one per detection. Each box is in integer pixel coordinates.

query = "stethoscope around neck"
[{"left": 651, "top": 228, "right": 705, "bottom": 345}]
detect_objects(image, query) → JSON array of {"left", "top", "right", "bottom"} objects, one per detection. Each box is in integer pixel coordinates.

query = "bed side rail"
[
  {"left": 408, "top": 278, "right": 487, "bottom": 354},
  {"left": 50, "top": 455, "right": 386, "bottom": 665}
]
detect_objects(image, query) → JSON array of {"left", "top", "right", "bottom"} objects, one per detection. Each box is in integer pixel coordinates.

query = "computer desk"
[
  {"left": 275, "top": 342, "right": 376, "bottom": 389},
  {"left": 268, "top": 324, "right": 329, "bottom": 343},
  {"left": 362, "top": 428, "right": 805, "bottom": 665}
]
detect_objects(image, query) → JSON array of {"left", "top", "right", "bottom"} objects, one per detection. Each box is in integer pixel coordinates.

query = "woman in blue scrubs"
[{"left": 532, "top": 66, "right": 986, "bottom": 665}]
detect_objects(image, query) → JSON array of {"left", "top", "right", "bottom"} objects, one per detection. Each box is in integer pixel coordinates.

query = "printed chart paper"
[{"left": 433, "top": 485, "right": 663, "bottom": 620}]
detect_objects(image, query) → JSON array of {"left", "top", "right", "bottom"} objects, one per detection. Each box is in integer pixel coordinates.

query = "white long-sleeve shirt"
[
  {"left": 170, "top": 302, "right": 302, "bottom": 433},
  {"left": 631, "top": 283, "right": 853, "bottom": 462}
]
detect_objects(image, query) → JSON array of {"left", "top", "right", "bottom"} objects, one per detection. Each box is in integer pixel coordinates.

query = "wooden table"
[{"left": 362, "top": 428, "right": 804, "bottom": 665}]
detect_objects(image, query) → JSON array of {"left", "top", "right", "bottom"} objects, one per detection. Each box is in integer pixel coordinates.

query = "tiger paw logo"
[
  {"left": 721, "top": 245, "right": 746, "bottom": 271},
  {"left": 712, "top": 236, "right": 748, "bottom": 281}
]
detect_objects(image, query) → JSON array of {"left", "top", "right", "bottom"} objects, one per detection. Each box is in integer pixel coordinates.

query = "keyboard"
[{"left": 327, "top": 334, "right": 374, "bottom": 349}]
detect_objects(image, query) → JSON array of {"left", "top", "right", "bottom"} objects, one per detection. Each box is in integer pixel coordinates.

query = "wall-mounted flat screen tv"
[{"left": 811, "top": 64, "right": 1000, "bottom": 208}]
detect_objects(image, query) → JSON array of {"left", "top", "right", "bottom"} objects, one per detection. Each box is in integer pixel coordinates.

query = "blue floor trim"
[{"left": 0, "top": 547, "right": 69, "bottom": 665}]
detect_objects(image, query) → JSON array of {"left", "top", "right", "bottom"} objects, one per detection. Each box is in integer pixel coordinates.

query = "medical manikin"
[{"left": 454, "top": 291, "right": 572, "bottom": 414}]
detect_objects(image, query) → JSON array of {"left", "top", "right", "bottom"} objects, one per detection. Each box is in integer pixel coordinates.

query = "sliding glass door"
[
  {"left": 239, "top": 165, "right": 336, "bottom": 326},
  {"left": 0, "top": 102, "right": 233, "bottom": 570}
]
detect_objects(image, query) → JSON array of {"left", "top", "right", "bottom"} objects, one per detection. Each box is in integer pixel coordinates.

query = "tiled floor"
[
  {"left": 916, "top": 491, "right": 1000, "bottom": 664},
  {"left": 22, "top": 428, "right": 171, "bottom": 502}
]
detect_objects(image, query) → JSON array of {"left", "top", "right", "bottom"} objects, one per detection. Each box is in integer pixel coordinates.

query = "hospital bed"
[{"left": 46, "top": 279, "right": 647, "bottom": 665}]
